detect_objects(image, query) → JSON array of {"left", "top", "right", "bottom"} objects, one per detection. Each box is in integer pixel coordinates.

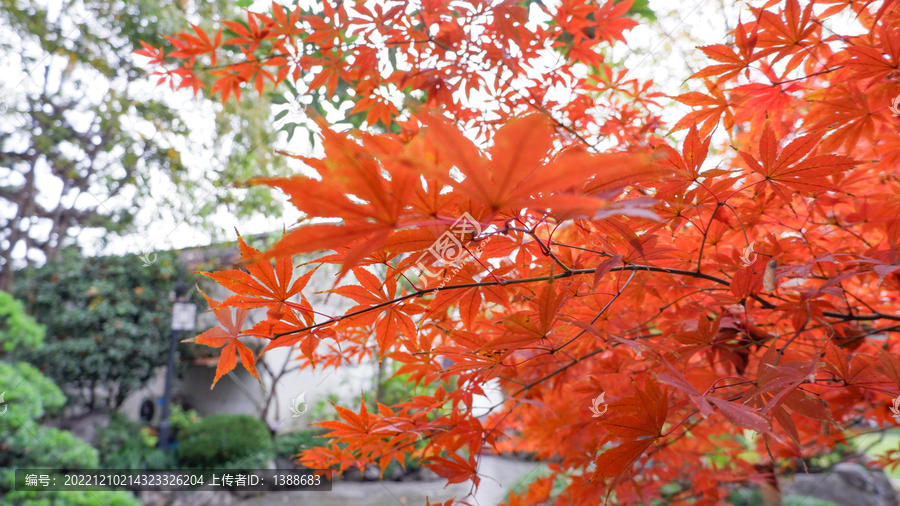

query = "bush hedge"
[
  {"left": 0, "top": 291, "right": 142, "bottom": 506},
  {"left": 176, "top": 413, "right": 273, "bottom": 469}
]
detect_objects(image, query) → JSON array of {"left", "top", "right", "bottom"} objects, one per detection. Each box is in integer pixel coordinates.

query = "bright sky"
[
  {"left": 122, "top": 0, "right": 739, "bottom": 258},
  {"left": 8, "top": 0, "right": 859, "bottom": 264}
]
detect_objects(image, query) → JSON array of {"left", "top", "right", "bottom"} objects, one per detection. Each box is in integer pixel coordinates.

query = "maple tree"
[{"left": 141, "top": 0, "right": 900, "bottom": 504}]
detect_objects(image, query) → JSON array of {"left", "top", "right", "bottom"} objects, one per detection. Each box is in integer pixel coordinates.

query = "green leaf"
[
  {"left": 388, "top": 46, "right": 399, "bottom": 70},
  {"left": 286, "top": 123, "right": 300, "bottom": 143},
  {"left": 346, "top": 111, "right": 366, "bottom": 129},
  {"left": 284, "top": 80, "right": 298, "bottom": 97},
  {"left": 617, "top": 0, "right": 656, "bottom": 20}
]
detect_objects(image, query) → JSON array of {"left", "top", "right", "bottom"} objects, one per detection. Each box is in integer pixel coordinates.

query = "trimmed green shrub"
[
  {"left": 0, "top": 361, "right": 66, "bottom": 426},
  {"left": 0, "top": 423, "right": 100, "bottom": 471},
  {"left": 96, "top": 414, "right": 175, "bottom": 470},
  {"left": 0, "top": 291, "right": 141, "bottom": 506},
  {"left": 0, "top": 291, "right": 45, "bottom": 353},
  {"left": 12, "top": 248, "right": 205, "bottom": 409},
  {"left": 168, "top": 404, "right": 202, "bottom": 436},
  {"left": 176, "top": 413, "right": 274, "bottom": 468}
]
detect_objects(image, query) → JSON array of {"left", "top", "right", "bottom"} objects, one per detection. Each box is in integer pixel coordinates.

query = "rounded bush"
[
  {"left": 0, "top": 361, "right": 66, "bottom": 426},
  {"left": 176, "top": 414, "right": 273, "bottom": 469}
]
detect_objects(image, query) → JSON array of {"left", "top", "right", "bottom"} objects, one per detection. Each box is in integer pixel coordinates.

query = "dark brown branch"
[
  {"left": 266, "top": 262, "right": 900, "bottom": 343},
  {"left": 268, "top": 264, "right": 733, "bottom": 340}
]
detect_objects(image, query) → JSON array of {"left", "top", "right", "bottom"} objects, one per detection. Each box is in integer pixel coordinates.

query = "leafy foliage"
[
  {"left": 0, "top": 0, "right": 291, "bottom": 292},
  {"left": 372, "top": 359, "right": 444, "bottom": 410},
  {"left": 137, "top": 0, "right": 661, "bottom": 143},
  {"left": 96, "top": 414, "right": 177, "bottom": 471},
  {"left": 12, "top": 247, "right": 204, "bottom": 409},
  {"left": 176, "top": 413, "right": 274, "bottom": 469},
  {"left": 0, "top": 291, "right": 45, "bottom": 353},
  {"left": 150, "top": 0, "right": 900, "bottom": 504},
  {"left": 0, "top": 292, "right": 65, "bottom": 423},
  {"left": 0, "top": 294, "right": 141, "bottom": 506},
  {"left": 0, "top": 361, "right": 66, "bottom": 424},
  {"left": 0, "top": 423, "right": 100, "bottom": 471}
]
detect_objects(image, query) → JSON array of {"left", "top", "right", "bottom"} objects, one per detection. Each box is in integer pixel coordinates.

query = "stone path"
[{"left": 236, "top": 456, "right": 544, "bottom": 506}]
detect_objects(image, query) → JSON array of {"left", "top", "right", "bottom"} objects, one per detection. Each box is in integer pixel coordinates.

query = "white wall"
[
  {"left": 118, "top": 255, "right": 378, "bottom": 433},
  {"left": 118, "top": 252, "right": 504, "bottom": 432}
]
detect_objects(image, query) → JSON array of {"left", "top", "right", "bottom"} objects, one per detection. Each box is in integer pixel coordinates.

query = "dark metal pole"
[{"left": 157, "top": 266, "right": 186, "bottom": 449}]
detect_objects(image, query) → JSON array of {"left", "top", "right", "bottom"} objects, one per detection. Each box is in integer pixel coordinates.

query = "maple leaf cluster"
[
  {"left": 135, "top": 0, "right": 661, "bottom": 142},
  {"left": 144, "top": 0, "right": 900, "bottom": 504}
]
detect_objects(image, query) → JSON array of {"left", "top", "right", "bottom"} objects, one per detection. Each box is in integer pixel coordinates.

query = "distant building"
[{"left": 119, "top": 235, "right": 375, "bottom": 433}]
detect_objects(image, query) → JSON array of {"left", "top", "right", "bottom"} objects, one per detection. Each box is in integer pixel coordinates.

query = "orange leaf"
[
  {"left": 186, "top": 291, "right": 259, "bottom": 388},
  {"left": 424, "top": 453, "right": 480, "bottom": 486},
  {"left": 203, "top": 232, "right": 312, "bottom": 320},
  {"left": 738, "top": 124, "right": 857, "bottom": 201}
]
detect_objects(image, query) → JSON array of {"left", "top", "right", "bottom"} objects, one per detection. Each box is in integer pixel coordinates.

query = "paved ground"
[{"left": 236, "top": 456, "right": 543, "bottom": 506}]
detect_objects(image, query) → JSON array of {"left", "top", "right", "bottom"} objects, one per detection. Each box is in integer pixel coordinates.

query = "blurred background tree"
[
  {"left": 0, "top": 291, "right": 142, "bottom": 506},
  {"left": 11, "top": 246, "right": 206, "bottom": 410},
  {"left": 0, "top": 0, "right": 289, "bottom": 292}
]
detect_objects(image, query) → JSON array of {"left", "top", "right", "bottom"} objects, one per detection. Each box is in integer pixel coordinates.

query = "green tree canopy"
[
  {"left": 0, "top": 291, "right": 44, "bottom": 353},
  {"left": 0, "top": 0, "right": 290, "bottom": 291},
  {"left": 0, "top": 291, "right": 142, "bottom": 506},
  {"left": 12, "top": 246, "right": 206, "bottom": 409}
]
